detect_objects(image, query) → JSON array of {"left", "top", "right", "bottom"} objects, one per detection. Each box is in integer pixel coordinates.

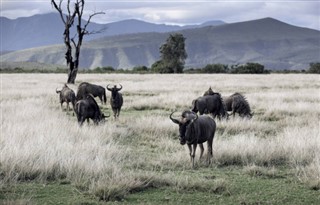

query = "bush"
[
  {"left": 230, "top": 63, "right": 268, "bottom": 74},
  {"left": 202, "top": 64, "right": 228, "bottom": 73},
  {"left": 308, "top": 63, "right": 320, "bottom": 74},
  {"left": 132, "top": 66, "right": 149, "bottom": 72},
  {"left": 151, "top": 60, "right": 173, "bottom": 73},
  {"left": 91, "top": 66, "right": 115, "bottom": 73}
]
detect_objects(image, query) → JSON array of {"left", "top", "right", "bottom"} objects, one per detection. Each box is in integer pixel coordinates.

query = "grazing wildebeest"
[
  {"left": 192, "top": 94, "right": 228, "bottom": 120},
  {"left": 107, "top": 84, "right": 123, "bottom": 119},
  {"left": 224, "top": 93, "right": 253, "bottom": 118},
  {"left": 76, "top": 82, "right": 107, "bottom": 104},
  {"left": 170, "top": 110, "right": 216, "bottom": 168},
  {"left": 56, "top": 84, "right": 76, "bottom": 111},
  {"left": 74, "top": 94, "right": 108, "bottom": 126}
]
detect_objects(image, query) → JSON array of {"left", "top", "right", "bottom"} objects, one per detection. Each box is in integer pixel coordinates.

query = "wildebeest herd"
[
  {"left": 56, "top": 84, "right": 252, "bottom": 167},
  {"left": 170, "top": 86, "right": 253, "bottom": 168},
  {"left": 56, "top": 82, "right": 123, "bottom": 126}
]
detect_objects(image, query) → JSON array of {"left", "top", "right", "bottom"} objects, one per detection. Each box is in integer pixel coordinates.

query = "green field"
[{"left": 1, "top": 74, "right": 319, "bottom": 204}]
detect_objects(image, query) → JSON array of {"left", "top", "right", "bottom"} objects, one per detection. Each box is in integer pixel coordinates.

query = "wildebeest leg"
[
  {"left": 87, "top": 118, "right": 90, "bottom": 124},
  {"left": 232, "top": 110, "right": 236, "bottom": 118},
  {"left": 187, "top": 144, "right": 193, "bottom": 168},
  {"left": 207, "top": 139, "right": 213, "bottom": 165},
  {"left": 112, "top": 108, "right": 117, "bottom": 119},
  {"left": 199, "top": 143, "right": 204, "bottom": 161},
  {"left": 66, "top": 102, "right": 70, "bottom": 112},
  {"left": 117, "top": 109, "right": 120, "bottom": 118},
  {"left": 98, "top": 96, "right": 103, "bottom": 104},
  {"left": 79, "top": 117, "right": 85, "bottom": 126},
  {"left": 191, "top": 144, "right": 197, "bottom": 168}
]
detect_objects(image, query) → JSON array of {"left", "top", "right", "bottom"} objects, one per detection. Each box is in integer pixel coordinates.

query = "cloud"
[{"left": 1, "top": 0, "right": 319, "bottom": 30}]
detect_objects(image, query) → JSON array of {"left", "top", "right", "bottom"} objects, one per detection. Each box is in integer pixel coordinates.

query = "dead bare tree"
[{"left": 51, "top": 0, "right": 105, "bottom": 83}]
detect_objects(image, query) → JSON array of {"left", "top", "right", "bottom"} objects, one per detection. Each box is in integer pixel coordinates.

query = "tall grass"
[{"left": 1, "top": 73, "right": 319, "bottom": 200}]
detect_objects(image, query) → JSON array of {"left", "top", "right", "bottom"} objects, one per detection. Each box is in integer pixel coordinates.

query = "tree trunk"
[{"left": 67, "top": 62, "right": 78, "bottom": 84}]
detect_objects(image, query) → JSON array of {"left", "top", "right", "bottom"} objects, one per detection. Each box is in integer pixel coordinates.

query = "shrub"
[
  {"left": 230, "top": 62, "right": 268, "bottom": 74},
  {"left": 202, "top": 64, "right": 228, "bottom": 73},
  {"left": 308, "top": 62, "right": 320, "bottom": 74}
]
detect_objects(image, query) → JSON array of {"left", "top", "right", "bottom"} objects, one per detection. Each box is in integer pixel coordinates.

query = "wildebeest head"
[
  {"left": 56, "top": 84, "right": 68, "bottom": 93},
  {"left": 203, "top": 86, "right": 214, "bottom": 96},
  {"left": 107, "top": 84, "right": 122, "bottom": 97},
  {"left": 170, "top": 110, "right": 198, "bottom": 145}
]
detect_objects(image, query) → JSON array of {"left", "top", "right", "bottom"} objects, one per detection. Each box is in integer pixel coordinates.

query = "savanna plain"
[{"left": 0, "top": 73, "right": 319, "bottom": 204}]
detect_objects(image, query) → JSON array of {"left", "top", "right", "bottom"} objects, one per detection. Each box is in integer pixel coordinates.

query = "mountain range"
[
  {"left": 1, "top": 13, "right": 225, "bottom": 51},
  {"left": 1, "top": 13, "right": 319, "bottom": 70}
]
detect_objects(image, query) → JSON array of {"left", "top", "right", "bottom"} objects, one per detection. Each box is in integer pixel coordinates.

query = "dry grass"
[{"left": 0, "top": 73, "right": 319, "bottom": 199}]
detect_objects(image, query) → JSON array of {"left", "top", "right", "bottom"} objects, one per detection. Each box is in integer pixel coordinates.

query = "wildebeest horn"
[
  {"left": 117, "top": 84, "right": 123, "bottom": 91},
  {"left": 106, "top": 84, "right": 112, "bottom": 91},
  {"left": 56, "top": 88, "right": 61, "bottom": 93},
  {"left": 170, "top": 111, "right": 180, "bottom": 124},
  {"left": 192, "top": 112, "right": 198, "bottom": 122}
]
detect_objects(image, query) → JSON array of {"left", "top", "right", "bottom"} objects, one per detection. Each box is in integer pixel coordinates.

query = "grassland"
[{"left": 0, "top": 73, "right": 319, "bottom": 204}]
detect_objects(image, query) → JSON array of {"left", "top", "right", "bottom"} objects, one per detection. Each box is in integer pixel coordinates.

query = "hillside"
[
  {"left": 1, "top": 18, "right": 319, "bottom": 70},
  {"left": 1, "top": 13, "right": 225, "bottom": 51}
]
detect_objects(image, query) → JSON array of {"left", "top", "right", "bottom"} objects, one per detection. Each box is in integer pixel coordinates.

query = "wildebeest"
[
  {"left": 56, "top": 84, "right": 76, "bottom": 111},
  {"left": 76, "top": 82, "right": 107, "bottom": 104},
  {"left": 224, "top": 93, "right": 253, "bottom": 118},
  {"left": 192, "top": 94, "right": 228, "bottom": 120},
  {"left": 170, "top": 110, "right": 216, "bottom": 168},
  {"left": 107, "top": 84, "right": 123, "bottom": 119},
  {"left": 74, "top": 94, "right": 108, "bottom": 126}
]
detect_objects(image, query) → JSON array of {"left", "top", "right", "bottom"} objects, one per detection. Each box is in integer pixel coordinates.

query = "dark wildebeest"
[
  {"left": 170, "top": 110, "right": 216, "bottom": 168},
  {"left": 224, "top": 93, "right": 253, "bottom": 118},
  {"left": 192, "top": 94, "right": 228, "bottom": 120},
  {"left": 76, "top": 82, "right": 107, "bottom": 104},
  {"left": 74, "top": 94, "right": 108, "bottom": 126},
  {"left": 56, "top": 84, "right": 76, "bottom": 111},
  {"left": 107, "top": 84, "right": 123, "bottom": 119}
]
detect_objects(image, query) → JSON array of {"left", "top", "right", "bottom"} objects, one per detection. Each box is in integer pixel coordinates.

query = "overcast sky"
[{"left": 1, "top": 0, "right": 319, "bottom": 30}]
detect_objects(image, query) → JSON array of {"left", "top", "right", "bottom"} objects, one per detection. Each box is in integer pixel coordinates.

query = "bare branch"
[
  {"left": 81, "top": 0, "right": 85, "bottom": 16},
  {"left": 51, "top": 0, "right": 66, "bottom": 24},
  {"left": 71, "top": 38, "right": 77, "bottom": 49},
  {"left": 67, "top": 0, "right": 71, "bottom": 17},
  {"left": 85, "top": 26, "right": 108, "bottom": 35},
  {"left": 83, "top": 11, "right": 106, "bottom": 35}
]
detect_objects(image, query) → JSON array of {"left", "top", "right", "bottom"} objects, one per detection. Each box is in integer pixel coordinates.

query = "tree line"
[
  {"left": 1, "top": 62, "right": 319, "bottom": 74},
  {"left": 88, "top": 62, "right": 319, "bottom": 74}
]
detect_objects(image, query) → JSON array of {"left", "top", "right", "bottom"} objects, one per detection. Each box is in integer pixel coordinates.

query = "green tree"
[
  {"left": 308, "top": 62, "right": 320, "bottom": 74},
  {"left": 154, "top": 33, "right": 187, "bottom": 73}
]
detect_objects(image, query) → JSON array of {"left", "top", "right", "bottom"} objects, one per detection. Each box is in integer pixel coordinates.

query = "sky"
[{"left": 1, "top": 0, "right": 319, "bottom": 30}]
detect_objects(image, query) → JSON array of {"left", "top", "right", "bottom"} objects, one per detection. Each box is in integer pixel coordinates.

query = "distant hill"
[
  {"left": 0, "top": 13, "right": 225, "bottom": 51},
  {"left": 1, "top": 17, "right": 319, "bottom": 70}
]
